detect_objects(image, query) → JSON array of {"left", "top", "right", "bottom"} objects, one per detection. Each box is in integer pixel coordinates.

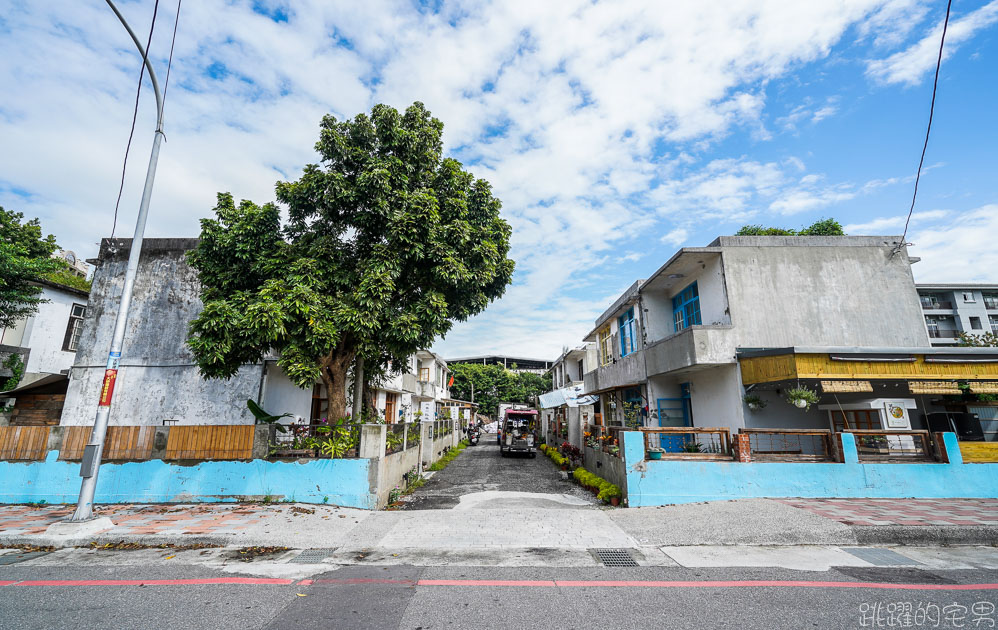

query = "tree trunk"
[{"left": 321, "top": 349, "right": 355, "bottom": 421}]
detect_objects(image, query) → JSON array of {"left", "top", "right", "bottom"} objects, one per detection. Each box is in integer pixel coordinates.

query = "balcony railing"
[
  {"left": 844, "top": 430, "right": 935, "bottom": 462},
  {"left": 739, "top": 428, "right": 833, "bottom": 462},
  {"left": 927, "top": 329, "right": 959, "bottom": 338},
  {"left": 921, "top": 301, "right": 953, "bottom": 310},
  {"left": 641, "top": 427, "right": 732, "bottom": 460}
]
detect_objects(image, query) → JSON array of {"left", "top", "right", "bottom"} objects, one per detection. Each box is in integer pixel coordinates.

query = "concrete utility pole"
[
  {"left": 71, "top": 0, "right": 167, "bottom": 522},
  {"left": 351, "top": 356, "right": 365, "bottom": 421}
]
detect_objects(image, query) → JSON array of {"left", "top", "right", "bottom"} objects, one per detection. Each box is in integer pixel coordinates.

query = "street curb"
[
  {"left": 0, "top": 533, "right": 234, "bottom": 550},
  {"left": 850, "top": 525, "right": 998, "bottom": 547}
]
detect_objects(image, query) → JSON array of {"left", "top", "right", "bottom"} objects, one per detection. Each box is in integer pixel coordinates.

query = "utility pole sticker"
[{"left": 98, "top": 352, "right": 121, "bottom": 407}]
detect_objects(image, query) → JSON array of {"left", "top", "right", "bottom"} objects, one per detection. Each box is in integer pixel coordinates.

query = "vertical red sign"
[{"left": 98, "top": 369, "right": 117, "bottom": 406}]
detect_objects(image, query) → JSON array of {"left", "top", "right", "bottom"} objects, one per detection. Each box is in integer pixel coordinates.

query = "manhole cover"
[
  {"left": 0, "top": 551, "right": 50, "bottom": 565},
  {"left": 289, "top": 548, "right": 337, "bottom": 564},
  {"left": 842, "top": 548, "right": 921, "bottom": 567},
  {"left": 590, "top": 548, "right": 638, "bottom": 567}
]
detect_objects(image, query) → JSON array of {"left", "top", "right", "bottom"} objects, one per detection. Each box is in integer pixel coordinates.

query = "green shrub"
[{"left": 598, "top": 483, "right": 621, "bottom": 501}]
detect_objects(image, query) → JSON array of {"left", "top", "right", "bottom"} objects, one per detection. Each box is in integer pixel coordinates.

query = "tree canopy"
[
  {"left": 0, "top": 206, "right": 61, "bottom": 329},
  {"left": 187, "top": 103, "right": 515, "bottom": 419},
  {"left": 447, "top": 363, "right": 551, "bottom": 418},
  {"left": 735, "top": 218, "right": 845, "bottom": 236}
]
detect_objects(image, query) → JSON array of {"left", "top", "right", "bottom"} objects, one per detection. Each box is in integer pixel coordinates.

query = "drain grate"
[
  {"left": 591, "top": 548, "right": 639, "bottom": 567},
  {"left": 289, "top": 548, "right": 337, "bottom": 564},
  {"left": 0, "top": 551, "right": 50, "bottom": 566},
  {"left": 842, "top": 548, "right": 921, "bottom": 567}
]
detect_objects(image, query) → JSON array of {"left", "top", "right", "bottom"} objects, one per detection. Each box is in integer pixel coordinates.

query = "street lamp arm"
[{"left": 105, "top": 0, "right": 164, "bottom": 129}]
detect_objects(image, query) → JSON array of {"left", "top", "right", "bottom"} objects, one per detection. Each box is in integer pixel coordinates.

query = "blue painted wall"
[
  {"left": 0, "top": 452, "right": 376, "bottom": 509},
  {"left": 623, "top": 431, "right": 998, "bottom": 507}
]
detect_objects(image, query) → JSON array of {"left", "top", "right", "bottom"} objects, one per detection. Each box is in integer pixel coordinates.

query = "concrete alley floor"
[{"left": 400, "top": 440, "right": 596, "bottom": 510}]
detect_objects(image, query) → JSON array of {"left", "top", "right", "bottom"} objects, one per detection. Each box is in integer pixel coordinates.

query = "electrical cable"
[
  {"left": 162, "top": 0, "right": 182, "bottom": 107},
  {"left": 110, "top": 0, "right": 161, "bottom": 240},
  {"left": 896, "top": 0, "right": 952, "bottom": 254}
]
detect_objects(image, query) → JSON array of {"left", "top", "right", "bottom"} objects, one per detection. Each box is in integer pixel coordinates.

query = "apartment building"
[{"left": 917, "top": 284, "right": 998, "bottom": 346}]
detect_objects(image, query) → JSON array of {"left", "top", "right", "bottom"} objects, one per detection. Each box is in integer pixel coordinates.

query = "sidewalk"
[{"left": 1, "top": 497, "right": 996, "bottom": 552}]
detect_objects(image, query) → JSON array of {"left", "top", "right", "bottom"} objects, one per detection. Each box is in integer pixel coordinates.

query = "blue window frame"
[
  {"left": 618, "top": 307, "right": 636, "bottom": 357},
  {"left": 672, "top": 282, "right": 701, "bottom": 332}
]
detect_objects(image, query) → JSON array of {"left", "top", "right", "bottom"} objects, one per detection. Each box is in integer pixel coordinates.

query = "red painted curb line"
[
  {"left": 5, "top": 578, "right": 294, "bottom": 586},
  {"left": 417, "top": 579, "right": 998, "bottom": 591},
  {"left": 311, "top": 578, "right": 416, "bottom": 585}
]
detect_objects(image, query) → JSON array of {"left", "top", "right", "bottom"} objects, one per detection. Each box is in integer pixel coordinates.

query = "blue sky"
[{"left": 1, "top": 0, "right": 997, "bottom": 360}]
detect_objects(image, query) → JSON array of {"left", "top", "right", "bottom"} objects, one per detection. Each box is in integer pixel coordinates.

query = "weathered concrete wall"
[
  {"left": 622, "top": 431, "right": 998, "bottom": 506},
  {"left": 687, "top": 364, "right": 745, "bottom": 433},
  {"left": 644, "top": 326, "right": 736, "bottom": 377},
  {"left": 583, "top": 445, "right": 626, "bottom": 491},
  {"left": 716, "top": 236, "right": 929, "bottom": 348},
  {"left": 61, "top": 239, "right": 272, "bottom": 426},
  {"left": 0, "top": 450, "right": 376, "bottom": 508},
  {"left": 377, "top": 443, "right": 421, "bottom": 509}
]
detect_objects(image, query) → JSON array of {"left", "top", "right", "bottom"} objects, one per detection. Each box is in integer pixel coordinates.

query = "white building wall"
[
  {"left": 261, "top": 362, "right": 312, "bottom": 423},
  {"left": 1, "top": 285, "right": 88, "bottom": 379}
]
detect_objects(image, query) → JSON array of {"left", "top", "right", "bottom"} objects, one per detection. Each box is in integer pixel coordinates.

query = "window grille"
[{"left": 62, "top": 303, "right": 86, "bottom": 352}]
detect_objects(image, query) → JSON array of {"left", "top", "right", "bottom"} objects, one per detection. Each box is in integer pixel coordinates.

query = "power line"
[
  {"left": 897, "top": 0, "right": 952, "bottom": 252},
  {"left": 162, "top": 0, "right": 182, "bottom": 106},
  {"left": 110, "top": 0, "right": 161, "bottom": 240}
]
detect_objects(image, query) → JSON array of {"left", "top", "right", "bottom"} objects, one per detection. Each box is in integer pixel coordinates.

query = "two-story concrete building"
[
  {"left": 583, "top": 235, "right": 998, "bottom": 440},
  {"left": 59, "top": 238, "right": 454, "bottom": 429},
  {"left": 538, "top": 344, "right": 598, "bottom": 446}
]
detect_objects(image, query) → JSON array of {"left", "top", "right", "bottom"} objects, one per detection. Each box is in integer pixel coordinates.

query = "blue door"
[{"left": 656, "top": 384, "right": 693, "bottom": 452}]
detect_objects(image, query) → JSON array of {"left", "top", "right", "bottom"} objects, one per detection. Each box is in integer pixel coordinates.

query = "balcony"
[
  {"left": 921, "top": 301, "right": 954, "bottom": 310},
  {"left": 985, "top": 299, "right": 998, "bottom": 310},
  {"left": 644, "top": 325, "right": 736, "bottom": 377},
  {"left": 583, "top": 350, "right": 646, "bottom": 394},
  {"left": 927, "top": 329, "right": 959, "bottom": 339}
]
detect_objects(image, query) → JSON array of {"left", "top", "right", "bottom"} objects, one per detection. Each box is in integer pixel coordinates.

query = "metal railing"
[
  {"left": 845, "top": 430, "right": 935, "bottom": 462},
  {"left": 385, "top": 423, "right": 406, "bottom": 455},
  {"left": 641, "top": 427, "right": 732, "bottom": 460},
  {"left": 927, "top": 329, "right": 959, "bottom": 338},
  {"left": 739, "top": 428, "right": 833, "bottom": 461},
  {"left": 921, "top": 301, "right": 953, "bottom": 310},
  {"left": 272, "top": 422, "right": 361, "bottom": 458},
  {"left": 406, "top": 422, "right": 421, "bottom": 449}
]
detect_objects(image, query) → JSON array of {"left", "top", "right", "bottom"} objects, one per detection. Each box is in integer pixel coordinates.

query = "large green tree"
[
  {"left": 0, "top": 206, "right": 61, "bottom": 329},
  {"left": 448, "top": 363, "right": 551, "bottom": 418},
  {"left": 187, "top": 103, "right": 515, "bottom": 420}
]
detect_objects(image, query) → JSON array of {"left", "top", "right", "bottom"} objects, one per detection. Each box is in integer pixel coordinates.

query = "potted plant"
[
  {"left": 743, "top": 394, "right": 766, "bottom": 411},
  {"left": 785, "top": 386, "right": 820, "bottom": 411},
  {"left": 647, "top": 446, "right": 664, "bottom": 460}
]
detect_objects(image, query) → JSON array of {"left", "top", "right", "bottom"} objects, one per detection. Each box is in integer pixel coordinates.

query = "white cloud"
[
  {"left": 0, "top": 0, "right": 992, "bottom": 360},
  {"left": 909, "top": 205, "right": 998, "bottom": 282},
  {"left": 660, "top": 228, "right": 689, "bottom": 247},
  {"left": 844, "top": 209, "right": 949, "bottom": 234},
  {"left": 866, "top": 0, "right": 998, "bottom": 86}
]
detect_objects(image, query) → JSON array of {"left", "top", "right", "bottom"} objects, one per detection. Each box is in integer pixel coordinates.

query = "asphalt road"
[
  {"left": 1, "top": 561, "right": 995, "bottom": 629},
  {"left": 402, "top": 439, "right": 594, "bottom": 509}
]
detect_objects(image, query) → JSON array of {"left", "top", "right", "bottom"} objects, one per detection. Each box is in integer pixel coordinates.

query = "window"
[
  {"left": 418, "top": 367, "right": 430, "bottom": 382},
  {"left": 971, "top": 317, "right": 983, "bottom": 330},
  {"left": 672, "top": 282, "right": 702, "bottom": 332},
  {"left": 62, "top": 304, "right": 86, "bottom": 352},
  {"left": 577, "top": 358, "right": 584, "bottom": 380},
  {"left": 598, "top": 326, "right": 613, "bottom": 366},
  {"left": 963, "top": 292, "right": 976, "bottom": 303},
  {"left": 990, "top": 316, "right": 998, "bottom": 331},
  {"left": 618, "top": 307, "right": 636, "bottom": 357},
  {"left": 984, "top": 293, "right": 998, "bottom": 310},
  {"left": 829, "top": 410, "right": 881, "bottom": 432}
]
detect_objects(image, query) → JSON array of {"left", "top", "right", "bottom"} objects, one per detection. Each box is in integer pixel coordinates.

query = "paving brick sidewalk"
[
  {"left": 776, "top": 498, "right": 998, "bottom": 526},
  {"left": 0, "top": 504, "right": 276, "bottom": 536}
]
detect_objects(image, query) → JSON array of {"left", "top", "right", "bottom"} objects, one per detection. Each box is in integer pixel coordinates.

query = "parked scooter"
[{"left": 468, "top": 426, "right": 480, "bottom": 446}]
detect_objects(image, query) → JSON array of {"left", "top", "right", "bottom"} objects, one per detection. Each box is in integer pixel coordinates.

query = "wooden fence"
[
  {"left": 165, "top": 425, "right": 255, "bottom": 460},
  {"left": 59, "top": 426, "right": 156, "bottom": 461},
  {"left": 0, "top": 426, "right": 50, "bottom": 460}
]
